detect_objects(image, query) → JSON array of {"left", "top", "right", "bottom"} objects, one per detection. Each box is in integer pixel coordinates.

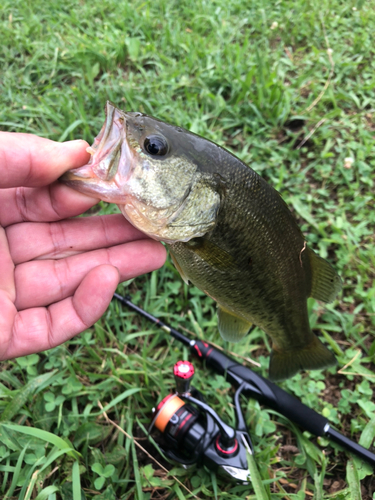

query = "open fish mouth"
[{"left": 61, "top": 101, "right": 131, "bottom": 203}]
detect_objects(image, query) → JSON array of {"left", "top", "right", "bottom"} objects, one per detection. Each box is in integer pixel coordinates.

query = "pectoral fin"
[
  {"left": 185, "top": 238, "right": 236, "bottom": 272},
  {"left": 307, "top": 248, "right": 342, "bottom": 303},
  {"left": 217, "top": 306, "right": 252, "bottom": 342},
  {"left": 269, "top": 334, "right": 337, "bottom": 381}
]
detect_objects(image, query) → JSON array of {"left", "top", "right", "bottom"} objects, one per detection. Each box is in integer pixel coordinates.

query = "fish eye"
[{"left": 144, "top": 135, "right": 169, "bottom": 156}]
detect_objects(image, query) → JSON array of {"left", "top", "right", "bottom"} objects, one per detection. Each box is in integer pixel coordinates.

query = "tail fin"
[{"left": 269, "top": 335, "right": 337, "bottom": 382}]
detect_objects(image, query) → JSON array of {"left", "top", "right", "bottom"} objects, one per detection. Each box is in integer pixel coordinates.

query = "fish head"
[{"left": 62, "top": 102, "right": 221, "bottom": 242}]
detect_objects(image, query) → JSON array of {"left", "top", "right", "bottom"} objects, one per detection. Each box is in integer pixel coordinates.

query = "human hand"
[{"left": 0, "top": 132, "right": 167, "bottom": 360}]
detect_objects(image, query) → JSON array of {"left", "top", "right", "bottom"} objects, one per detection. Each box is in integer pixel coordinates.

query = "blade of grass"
[
  {"left": 58, "top": 119, "right": 84, "bottom": 142},
  {"left": 96, "top": 387, "right": 142, "bottom": 415},
  {"left": 346, "top": 459, "right": 362, "bottom": 500},
  {"left": 131, "top": 440, "right": 143, "bottom": 500},
  {"left": 359, "top": 416, "right": 375, "bottom": 449},
  {"left": 172, "top": 484, "right": 187, "bottom": 500},
  {"left": 320, "top": 329, "right": 344, "bottom": 356},
  {"left": 72, "top": 461, "right": 82, "bottom": 500},
  {"left": 1, "top": 457, "right": 11, "bottom": 492},
  {"left": 243, "top": 437, "right": 270, "bottom": 500},
  {"left": 34, "top": 486, "right": 60, "bottom": 500},
  {"left": 24, "top": 469, "right": 41, "bottom": 500},
  {"left": 0, "top": 371, "right": 22, "bottom": 389},
  {"left": 0, "top": 466, "right": 15, "bottom": 473},
  {"left": 4, "top": 442, "right": 29, "bottom": 499},
  {"left": 39, "top": 447, "right": 78, "bottom": 474},
  {"left": 1, "top": 423, "right": 81, "bottom": 460}
]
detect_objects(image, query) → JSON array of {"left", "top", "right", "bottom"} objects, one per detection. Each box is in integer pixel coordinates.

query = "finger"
[
  {"left": 0, "top": 228, "right": 17, "bottom": 357},
  {"left": 2, "top": 265, "right": 119, "bottom": 360},
  {"left": 7, "top": 214, "right": 150, "bottom": 264},
  {"left": 0, "top": 133, "right": 90, "bottom": 188},
  {"left": 0, "top": 183, "right": 99, "bottom": 227},
  {"left": 15, "top": 239, "right": 167, "bottom": 309},
  {"left": 0, "top": 227, "right": 16, "bottom": 302},
  {"left": 0, "top": 294, "right": 17, "bottom": 358}
]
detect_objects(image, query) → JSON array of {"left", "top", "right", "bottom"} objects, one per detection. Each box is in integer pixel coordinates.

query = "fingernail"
[{"left": 64, "top": 139, "right": 87, "bottom": 146}]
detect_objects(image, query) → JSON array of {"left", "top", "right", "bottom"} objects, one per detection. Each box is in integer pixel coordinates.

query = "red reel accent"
[
  {"left": 156, "top": 394, "right": 174, "bottom": 413},
  {"left": 215, "top": 436, "right": 238, "bottom": 455}
]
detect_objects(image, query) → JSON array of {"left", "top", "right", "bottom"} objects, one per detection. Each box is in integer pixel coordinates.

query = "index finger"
[{"left": 0, "top": 132, "right": 90, "bottom": 188}]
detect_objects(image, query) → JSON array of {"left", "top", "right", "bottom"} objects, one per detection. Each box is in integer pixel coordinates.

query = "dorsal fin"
[{"left": 306, "top": 247, "right": 342, "bottom": 303}]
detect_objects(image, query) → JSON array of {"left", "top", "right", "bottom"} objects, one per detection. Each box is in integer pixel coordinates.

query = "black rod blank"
[{"left": 113, "top": 293, "right": 191, "bottom": 346}]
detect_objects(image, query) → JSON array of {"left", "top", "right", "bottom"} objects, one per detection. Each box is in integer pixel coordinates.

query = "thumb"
[{"left": 0, "top": 132, "right": 90, "bottom": 188}]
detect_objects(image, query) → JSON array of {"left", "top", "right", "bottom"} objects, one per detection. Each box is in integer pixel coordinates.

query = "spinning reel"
[{"left": 150, "top": 360, "right": 253, "bottom": 482}]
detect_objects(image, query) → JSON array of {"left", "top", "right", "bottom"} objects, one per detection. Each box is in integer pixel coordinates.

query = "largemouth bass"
[{"left": 62, "top": 102, "right": 342, "bottom": 381}]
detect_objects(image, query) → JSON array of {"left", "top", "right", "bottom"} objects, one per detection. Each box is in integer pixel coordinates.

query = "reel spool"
[{"left": 150, "top": 361, "right": 253, "bottom": 482}]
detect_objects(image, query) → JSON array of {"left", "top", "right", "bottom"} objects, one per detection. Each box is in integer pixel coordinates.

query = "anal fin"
[
  {"left": 269, "top": 334, "right": 337, "bottom": 381},
  {"left": 217, "top": 306, "right": 252, "bottom": 343},
  {"left": 307, "top": 247, "right": 342, "bottom": 303}
]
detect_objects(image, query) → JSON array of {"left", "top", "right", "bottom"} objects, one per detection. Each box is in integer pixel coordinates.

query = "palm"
[{"left": 0, "top": 133, "right": 166, "bottom": 360}]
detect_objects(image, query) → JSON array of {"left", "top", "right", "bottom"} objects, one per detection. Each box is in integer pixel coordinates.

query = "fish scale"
[{"left": 61, "top": 101, "right": 342, "bottom": 381}]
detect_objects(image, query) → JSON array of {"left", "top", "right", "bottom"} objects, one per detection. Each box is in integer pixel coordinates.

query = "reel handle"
[{"left": 174, "top": 360, "right": 195, "bottom": 394}]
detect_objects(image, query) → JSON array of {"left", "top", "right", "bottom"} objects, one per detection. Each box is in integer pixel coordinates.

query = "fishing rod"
[{"left": 113, "top": 293, "right": 375, "bottom": 472}]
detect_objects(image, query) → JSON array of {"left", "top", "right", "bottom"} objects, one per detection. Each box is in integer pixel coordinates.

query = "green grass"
[{"left": 1, "top": 0, "right": 375, "bottom": 498}]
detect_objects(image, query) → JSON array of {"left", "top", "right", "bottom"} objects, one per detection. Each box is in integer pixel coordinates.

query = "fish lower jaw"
[
  {"left": 117, "top": 202, "right": 208, "bottom": 244},
  {"left": 118, "top": 202, "right": 171, "bottom": 242}
]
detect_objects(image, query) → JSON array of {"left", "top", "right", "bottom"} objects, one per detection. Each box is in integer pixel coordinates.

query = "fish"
[{"left": 61, "top": 101, "right": 342, "bottom": 381}]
